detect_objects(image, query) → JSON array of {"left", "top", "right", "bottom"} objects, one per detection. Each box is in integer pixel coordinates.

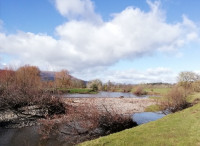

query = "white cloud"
[
  {"left": 54, "top": 0, "right": 102, "bottom": 24},
  {"left": 73, "top": 67, "right": 177, "bottom": 83},
  {"left": 108, "top": 67, "right": 177, "bottom": 84},
  {"left": 0, "top": 0, "right": 199, "bottom": 82}
]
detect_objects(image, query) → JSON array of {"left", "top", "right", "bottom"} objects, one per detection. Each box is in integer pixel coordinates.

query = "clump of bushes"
[
  {"left": 133, "top": 86, "right": 147, "bottom": 96},
  {"left": 39, "top": 100, "right": 136, "bottom": 144},
  {"left": 160, "top": 86, "right": 190, "bottom": 113},
  {"left": 0, "top": 65, "right": 66, "bottom": 116}
]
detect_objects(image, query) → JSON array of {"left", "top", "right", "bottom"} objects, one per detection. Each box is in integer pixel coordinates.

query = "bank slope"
[{"left": 80, "top": 103, "right": 200, "bottom": 146}]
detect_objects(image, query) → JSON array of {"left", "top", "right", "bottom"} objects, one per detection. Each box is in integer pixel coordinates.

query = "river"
[
  {"left": 63, "top": 91, "right": 148, "bottom": 98},
  {"left": 132, "top": 112, "right": 166, "bottom": 125}
]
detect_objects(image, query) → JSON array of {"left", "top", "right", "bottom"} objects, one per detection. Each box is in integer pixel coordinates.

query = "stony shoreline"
[
  {"left": 64, "top": 97, "right": 155, "bottom": 115},
  {"left": 0, "top": 105, "right": 49, "bottom": 128}
]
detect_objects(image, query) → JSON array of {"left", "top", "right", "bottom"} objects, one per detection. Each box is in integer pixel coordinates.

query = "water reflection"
[
  {"left": 0, "top": 127, "right": 71, "bottom": 146},
  {"left": 0, "top": 127, "right": 40, "bottom": 146}
]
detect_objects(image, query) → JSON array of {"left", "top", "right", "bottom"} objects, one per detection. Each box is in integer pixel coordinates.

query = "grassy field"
[
  {"left": 144, "top": 87, "right": 171, "bottom": 95},
  {"left": 131, "top": 87, "right": 171, "bottom": 96},
  {"left": 80, "top": 103, "right": 200, "bottom": 146},
  {"left": 57, "top": 88, "right": 97, "bottom": 94},
  {"left": 68, "top": 88, "right": 97, "bottom": 94}
]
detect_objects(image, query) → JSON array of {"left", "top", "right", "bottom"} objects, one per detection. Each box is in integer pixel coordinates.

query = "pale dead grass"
[{"left": 63, "top": 97, "right": 155, "bottom": 115}]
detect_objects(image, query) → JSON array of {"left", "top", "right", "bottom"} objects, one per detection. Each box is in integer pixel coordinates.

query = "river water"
[
  {"left": 0, "top": 126, "right": 72, "bottom": 146},
  {"left": 63, "top": 91, "right": 148, "bottom": 98},
  {"left": 132, "top": 112, "right": 166, "bottom": 125}
]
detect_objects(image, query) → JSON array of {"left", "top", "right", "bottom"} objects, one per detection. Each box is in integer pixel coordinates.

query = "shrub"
[
  {"left": 134, "top": 86, "right": 147, "bottom": 96},
  {"left": 160, "top": 86, "right": 189, "bottom": 112}
]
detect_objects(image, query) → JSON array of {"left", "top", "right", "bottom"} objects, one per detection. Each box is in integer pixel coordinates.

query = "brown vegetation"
[
  {"left": 133, "top": 86, "right": 147, "bottom": 96},
  {"left": 101, "top": 81, "right": 133, "bottom": 92},
  {"left": 0, "top": 65, "right": 66, "bottom": 115},
  {"left": 178, "top": 71, "right": 200, "bottom": 93},
  {"left": 160, "top": 86, "right": 189, "bottom": 113},
  {"left": 55, "top": 70, "right": 72, "bottom": 88}
]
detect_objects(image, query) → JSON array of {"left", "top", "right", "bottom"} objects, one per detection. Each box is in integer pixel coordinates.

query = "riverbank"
[{"left": 80, "top": 102, "right": 200, "bottom": 146}]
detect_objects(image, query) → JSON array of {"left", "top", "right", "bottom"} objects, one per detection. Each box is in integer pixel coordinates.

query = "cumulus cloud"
[
  {"left": 104, "top": 67, "right": 176, "bottom": 84},
  {"left": 0, "top": 0, "right": 199, "bottom": 80},
  {"left": 54, "top": 0, "right": 102, "bottom": 24},
  {"left": 73, "top": 67, "right": 176, "bottom": 83}
]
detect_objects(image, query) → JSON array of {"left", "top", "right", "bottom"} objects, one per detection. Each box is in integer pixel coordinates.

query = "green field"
[
  {"left": 57, "top": 88, "right": 97, "bottom": 94},
  {"left": 144, "top": 87, "right": 171, "bottom": 95},
  {"left": 131, "top": 87, "right": 171, "bottom": 96},
  {"left": 80, "top": 103, "right": 200, "bottom": 146},
  {"left": 68, "top": 88, "right": 97, "bottom": 94}
]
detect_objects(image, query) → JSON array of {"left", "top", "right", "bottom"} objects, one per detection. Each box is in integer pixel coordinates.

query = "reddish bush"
[{"left": 0, "top": 66, "right": 66, "bottom": 115}]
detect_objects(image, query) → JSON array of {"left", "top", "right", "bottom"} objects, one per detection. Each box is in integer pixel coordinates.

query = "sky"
[{"left": 0, "top": 0, "right": 200, "bottom": 84}]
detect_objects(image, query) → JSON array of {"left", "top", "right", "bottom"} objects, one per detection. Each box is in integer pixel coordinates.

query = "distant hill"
[
  {"left": 40, "top": 71, "right": 87, "bottom": 85},
  {"left": 40, "top": 71, "right": 56, "bottom": 81}
]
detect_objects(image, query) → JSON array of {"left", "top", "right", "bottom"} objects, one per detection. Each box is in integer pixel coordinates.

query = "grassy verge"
[{"left": 80, "top": 103, "right": 200, "bottom": 146}]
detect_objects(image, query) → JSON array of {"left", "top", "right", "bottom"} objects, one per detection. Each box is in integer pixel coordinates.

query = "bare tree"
[
  {"left": 178, "top": 71, "right": 200, "bottom": 91},
  {"left": 55, "top": 70, "right": 72, "bottom": 88},
  {"left": 87, "top": 79, "right": 102, "bottom": 91},
  {"left": 16, "top": 65, "right": 41, "bottom": 90},
  {"left": 0, "top": 67, "right": 15, "bottom": 89}
]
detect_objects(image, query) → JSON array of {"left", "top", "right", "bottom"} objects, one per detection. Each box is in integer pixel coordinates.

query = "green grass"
[
  {"left": 131, "top": 87, "right": 171, "bottom": 96},
  {"left": 145, "top": 96, "right": 166, "bottom": 112},
  {"left": 57, "top": 88, "right": 97, "bottom": 94},
  {"left": 144, "top": 104, "right": 161, "bottom": 112},
  {"left": 68, "top": 88, "right": 97, "bottom": 94},
  {"left": 80, "top": 103, "right": 200, "bottom": 146},
  {"left": 144, "top": 87, "right": 171, "bottom": 95}
]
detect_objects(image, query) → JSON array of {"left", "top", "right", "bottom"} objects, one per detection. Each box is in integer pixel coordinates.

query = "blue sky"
[{"left": 0, "top": 0, "right": 200, "bottom": 83}]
